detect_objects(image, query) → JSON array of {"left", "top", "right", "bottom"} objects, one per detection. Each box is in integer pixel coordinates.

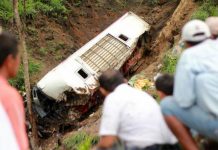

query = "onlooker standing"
[
  {"left": 161, "top": 20, "right": 218, "bottom": 150},
  {"left": 97, "top": 70, "right": 178, "bottom": 150},
  {"left": 0, "top": 32, "right": 29, "bottom": 150}
]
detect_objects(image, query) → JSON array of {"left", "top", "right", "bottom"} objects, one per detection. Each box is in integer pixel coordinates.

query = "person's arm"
[
  {"left": 98, "top": 136, "right": 118, "bottom": 149},
  {"left": 174, "top": 52, "right": 197, "bottom": 108},
  {"left": 98, "top": 95, "right": 121, "bottom": 149}
]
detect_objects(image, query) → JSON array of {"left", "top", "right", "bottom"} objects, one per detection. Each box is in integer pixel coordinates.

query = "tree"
[{"left": 13, "top": 0, "right": 38, "bottom": 149}]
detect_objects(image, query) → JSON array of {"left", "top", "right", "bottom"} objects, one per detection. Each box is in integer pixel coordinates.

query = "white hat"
[
  {"left": 206, "top": 17, "right": 218, "bottom": 36},
  {"left": 182, "top": 20, "right": 211, "bottom": 42}
]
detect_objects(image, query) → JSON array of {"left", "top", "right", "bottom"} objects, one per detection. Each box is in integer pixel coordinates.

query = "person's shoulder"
[
  {"left": 132, "top": 87, "right": 157, "bottom": 103},
  {"left": 185, "top": 40, "right": 211, "bottom": 54},
  {"left": 4, "top": 84, "right": 22, "bottom": 100},
  {"left": 179, "top": 46, "right": 199, "bottom": 63}
]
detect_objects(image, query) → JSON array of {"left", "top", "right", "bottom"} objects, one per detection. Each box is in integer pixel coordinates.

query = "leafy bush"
[
  {"left": 192, "top": 0, "right": 218, "bottom": 20},
  {"left": 0, "top": 0, "right": 68, "bottom": 21},
  {"left": 9, "top": 60, "right": 41, "bottom": 91},
  {"left": 73, "top": 0, "right": 82, "bottom": 7},
  {"left": 161, "top": 52, "right": 178, "bottom": 74},
  {"left": 0, "top": 0, "right": 13, "bottom": 21},
  {"left": 147, "top": 0, "right": 159, "bottom": 5},
  {"left": 63, "top": 132, "right": 99, "bottom": 150}
]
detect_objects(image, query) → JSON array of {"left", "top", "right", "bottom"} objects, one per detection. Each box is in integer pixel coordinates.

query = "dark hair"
[
  {"left": 99, "top": 69, "right": 125, "bottom": 92},
  {"left": 186, "top": 41, "right": 203, "bottom": 46},
  {"left": 0, "top": 32, "right": 19, "bottom": 67},
  {"left": 212, "top": 35, "right": 218, "bottom": 39},
  {"left": 155, "top": 74, "right": 174, "bottom": 95}
]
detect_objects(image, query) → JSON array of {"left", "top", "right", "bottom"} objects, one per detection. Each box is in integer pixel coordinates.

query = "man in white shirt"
[{"left": 97, "top": 70, "right": 178, "bottom": 150}]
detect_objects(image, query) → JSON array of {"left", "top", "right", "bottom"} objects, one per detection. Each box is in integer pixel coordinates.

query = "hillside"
[{"left": 1, "top": 0, "right": 218, "bottom": 149}]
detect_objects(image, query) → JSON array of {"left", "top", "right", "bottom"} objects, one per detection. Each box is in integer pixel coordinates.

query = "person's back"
[
  {"left": 97, "top": 70, "right": 177, "bottom": 150},
  {"left": 160, "top": 20, "right": 218, "bottom": 150},
  {"left": 174, "top": 39, "right": 218, "bottom": 116},
  {"left": 105, "top": 84, "right": 177, "bottom": 148},
  {"left": 0, "top": 77, "right": 28, "bottom": 150}
]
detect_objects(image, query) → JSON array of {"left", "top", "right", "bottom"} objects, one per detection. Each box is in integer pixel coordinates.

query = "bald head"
[
  {"left": 206, "top": 17, "right": 218, "bottom": 39},
  {"left": 99, "top": 70, "right": 125, "bottom": 92}
]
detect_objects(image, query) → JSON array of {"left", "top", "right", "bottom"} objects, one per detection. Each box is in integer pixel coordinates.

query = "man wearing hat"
[{"left": 161, "top": 20, "right": 218, "bottom": 150}]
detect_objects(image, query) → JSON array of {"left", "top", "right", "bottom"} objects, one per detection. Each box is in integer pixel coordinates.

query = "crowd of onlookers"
[
  {"left": 0, "top": 17, "right": 218, "bottom": 150},
  {"left": 97, "top": 17, "right": 218, "bottom": 150}
]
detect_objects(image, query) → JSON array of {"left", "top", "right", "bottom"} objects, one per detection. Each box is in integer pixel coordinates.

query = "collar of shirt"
[{"left": 114, "top": 83, "right": 128, "bottom": 93}]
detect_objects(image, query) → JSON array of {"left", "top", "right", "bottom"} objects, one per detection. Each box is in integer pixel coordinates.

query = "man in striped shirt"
[{"left": 0, "top": 31, "right": 29, "bottom": 150}]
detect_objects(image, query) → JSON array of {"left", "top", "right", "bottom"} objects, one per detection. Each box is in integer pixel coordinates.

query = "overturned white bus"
[{"left": 32, "top": 12, "right": 150, "bottom": 136}]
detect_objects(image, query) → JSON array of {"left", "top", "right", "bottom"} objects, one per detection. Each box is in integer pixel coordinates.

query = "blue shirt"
[{"left": 174, "top": 39, "right": 218, "bottom": 116}]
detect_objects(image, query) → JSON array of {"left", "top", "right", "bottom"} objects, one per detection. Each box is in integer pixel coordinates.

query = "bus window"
[
  {"left": 78, "top": 69, "right": 88, "bottom": 79},
  {"left": 119, "top": 34, "right": 129, "bottom": 42}
]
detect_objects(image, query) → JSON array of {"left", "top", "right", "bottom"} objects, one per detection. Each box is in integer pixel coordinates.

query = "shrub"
[
  {"left": 73, "top": 0, "right": 82, "bottom": 7},
  {"left": 147, "top": 0, "right": 159, "bottom": 6},
  {"left": 0, "top": 0, "right": 13, "bottom": 21},
  {"left": 9, "top": 60, "right": 41, "bottom": 91},
  {"left": 63, "top": 132, "right": 99, "bottom": 150},
  {"left": 192, "top": 0, "right": 218, "bottom": 20},
  {"left": 161, "top": 52, "right": 178, "bottom": 74},
  {"left": 0, "top": 0, "right": 68, "bottom": 21}
]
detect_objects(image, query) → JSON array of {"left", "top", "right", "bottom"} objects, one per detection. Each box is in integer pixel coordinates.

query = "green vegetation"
[
  {"left": 0, "top": 0, "right": 68, "bottom": 21},
  {"left": 147, "top": 0, "right": 159, "bottom": 5},
  {"left": 9, "top": 60, "right": 41, "bottom": 91},
  {"left": 161, "top": 52, "right": 178, "bottom": 74},
  {"left": 73, "top": 0, "right": 82, "bottom": 7},
  {"left": 62, "top": 132, "right": 99, "bottom": 150},
  {"left": 192, "top": 0, "right": 218, "bottom": 20},
  {"left": 0, "top": 0, "right": 13, "bottom": 21}
]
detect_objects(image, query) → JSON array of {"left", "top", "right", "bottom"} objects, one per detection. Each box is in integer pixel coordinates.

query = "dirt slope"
[
  {"left": 40, "top": 0, "right": 198, "bottom": 149},
  {"left": 137, "top": 0, "right": 197, "bottom": 79},
  {"left": 64, "top": 0, "right": 197, "bottom": 141},
  {"left": 25, "top": 1, "right": 180, "bottom": 84}
]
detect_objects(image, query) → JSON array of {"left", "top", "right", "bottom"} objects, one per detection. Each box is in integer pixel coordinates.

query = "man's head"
[
  {"left": 182, "top": 20, "right": 211, "bottom": 48},
  {"left": 0, "top": 32, "right": 20, "bottom": 79},
  {"left": 155, "top": 74, "right": 174, "bottom": 100},
  {"left": 206, "top": 17, "right": 218, "bottom": 39},
  {"left": 99, "top": 70, "right": 125, "bottom": 96}
]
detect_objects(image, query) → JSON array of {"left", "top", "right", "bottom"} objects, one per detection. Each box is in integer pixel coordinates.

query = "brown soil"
[
  {"left": 0, "top": 0, "right": 197, "bottom": 149},
  {"left": 38, "top": 0, "right": 198, "bottom": 149},
  {"left": 27, "top": 0, "right": 180, "bottom": 84},
  {"left": 137, "top": 0, "right": 197, "bottom": 79}
]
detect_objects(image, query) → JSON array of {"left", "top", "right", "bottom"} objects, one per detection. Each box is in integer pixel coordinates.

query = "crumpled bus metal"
[{"left": 35, "top": 11, "right": 150, "bottom": 101}]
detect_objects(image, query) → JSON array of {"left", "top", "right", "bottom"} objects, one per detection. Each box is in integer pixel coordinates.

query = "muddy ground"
[{"left": 35, "top": 0, "right": 198, "bottom": 149}]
